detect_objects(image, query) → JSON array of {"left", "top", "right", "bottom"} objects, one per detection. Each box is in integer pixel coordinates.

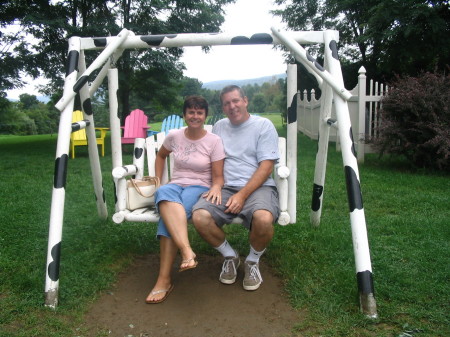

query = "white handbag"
[{"left": 126, "top": 176, "right": 160, "bottom": 210}]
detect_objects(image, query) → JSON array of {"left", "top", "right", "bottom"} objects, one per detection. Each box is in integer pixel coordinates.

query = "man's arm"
[{"left": 224, "top": 159, "right": 275, "bottom": 214}]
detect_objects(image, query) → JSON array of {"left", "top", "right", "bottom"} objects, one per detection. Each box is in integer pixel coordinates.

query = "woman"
[{"left": 146, "top": 95, "right": 225, "bottom": 304}]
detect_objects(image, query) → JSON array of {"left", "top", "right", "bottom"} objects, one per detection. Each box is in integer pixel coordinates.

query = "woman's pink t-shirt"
[{"left": 162, "top": 128, "right": 225, "bottom": 187}]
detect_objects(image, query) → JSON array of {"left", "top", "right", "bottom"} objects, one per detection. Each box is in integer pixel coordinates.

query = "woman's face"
[{"left": 184, "top": 107, "right": 206, "bottom": 129}]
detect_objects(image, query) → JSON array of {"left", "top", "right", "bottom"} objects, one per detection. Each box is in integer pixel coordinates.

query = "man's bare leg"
[
  {"left": 249, "top": 209, "right": 274, "bottom": 251},
  {"left": 192, "top": 208, "right": 226, "bottom": 247}
]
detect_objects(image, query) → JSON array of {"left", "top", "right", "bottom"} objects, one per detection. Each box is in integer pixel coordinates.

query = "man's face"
[{"left": 221, "top": 89, "right": 250, "bottom": 125}]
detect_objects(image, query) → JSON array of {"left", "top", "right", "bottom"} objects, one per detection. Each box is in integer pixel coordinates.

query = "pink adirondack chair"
[{"left": 121, "top": 109, "right": 149, "bottom": 144}]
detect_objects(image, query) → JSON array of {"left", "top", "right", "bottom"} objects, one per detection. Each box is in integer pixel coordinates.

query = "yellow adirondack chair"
[{"left": 70, "top": 110, "right": 108, "bottom": 159}]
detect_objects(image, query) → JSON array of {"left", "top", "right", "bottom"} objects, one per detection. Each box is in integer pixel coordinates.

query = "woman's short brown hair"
[{"left": 183, "top": 95, "right": 209, "bottom": 117}]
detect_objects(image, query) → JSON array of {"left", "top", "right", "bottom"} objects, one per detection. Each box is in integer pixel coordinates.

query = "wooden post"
[{"left": 357, "top": 67, "right": 367, "bottom": 163}]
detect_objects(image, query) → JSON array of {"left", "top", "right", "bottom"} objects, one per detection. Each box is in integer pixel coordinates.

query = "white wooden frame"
[{"left": 44, "top": 28, "right": 377, "bottom": 318}]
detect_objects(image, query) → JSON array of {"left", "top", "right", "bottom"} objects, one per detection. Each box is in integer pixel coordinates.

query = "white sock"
[
  {"left": 214, "top": 240, "right": 236, "bottom": 258},
  {"left": 245, "top": 245, "right": 265, "bottom": 263}
]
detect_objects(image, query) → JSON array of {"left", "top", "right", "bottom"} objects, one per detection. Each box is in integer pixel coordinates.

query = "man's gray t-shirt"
[{"left": 212, "top": 115, "right": 279, "bottom": 187}]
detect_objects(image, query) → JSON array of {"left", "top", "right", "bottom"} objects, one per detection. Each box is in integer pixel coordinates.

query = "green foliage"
[
  {"left": 0, "top": 103, "right": 36, "bottom": 135},
  {"left": 251, "top": 92, "right": 267, "bottom": 112},
  {"left": 0, "top": 94, "right": 59, "bottom": 135},
  {"left": 1, "top": 0, "right": 236, "bottom": 120},
  {"left": 274, "top": 0, "right": 450, "bottom": 85},
  {"left": 0, "top": 77, "right": 287, "bottom": 134},
  {"left": 373, "top": 72, "right": 450, "bottom": 172},
  {"left": 242, "top": 78, "right": 287, "bottom": 114}
]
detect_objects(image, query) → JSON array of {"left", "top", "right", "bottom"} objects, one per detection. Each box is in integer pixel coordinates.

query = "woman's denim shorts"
[{"left": 155, "top": 183, "right": 209, "bottom": 238}]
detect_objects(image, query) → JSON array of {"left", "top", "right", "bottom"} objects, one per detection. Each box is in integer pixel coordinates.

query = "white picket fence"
[{"left": 297, "top": 66, "right": 388, "bottom": 162}]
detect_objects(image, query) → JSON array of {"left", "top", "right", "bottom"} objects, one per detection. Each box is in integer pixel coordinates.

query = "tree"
[
  {"left": 1, "top": 0, "right": 236, "bottom": 122},
  {"left": 273, "top": 0, "right": 450, "bottom": 84},
  {"left": 251, "top": 92, "right": 267, "bottom": 113},
  {"left": 179, "top": 77, "right": 204, "bottom": 98},
  {"left": 373, "top": 72, "right": 450, "bottom": 172},
  {"left": 16, "top": 94, "right": 59, "bottom": 135}
]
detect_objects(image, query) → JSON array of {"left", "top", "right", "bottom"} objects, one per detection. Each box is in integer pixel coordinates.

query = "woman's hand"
[{"left": 203, "top": 184, "right": 222, "bottom": 205}]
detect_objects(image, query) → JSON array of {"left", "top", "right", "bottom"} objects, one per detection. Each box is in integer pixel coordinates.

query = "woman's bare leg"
[
  {"left": 146, "top": 236, "right": 177, "bottom": 302},
  {"left": 159, "top": 201, "right": 196, "bottom": 269}
]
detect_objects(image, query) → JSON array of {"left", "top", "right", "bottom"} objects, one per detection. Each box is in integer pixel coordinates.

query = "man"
[{"left": 192, "top": 85, "right": 280, "bottom": 291}]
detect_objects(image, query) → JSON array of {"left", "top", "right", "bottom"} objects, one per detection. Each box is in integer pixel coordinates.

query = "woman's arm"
[{"left": 155, "top": 145, "right": 170, "bottom": 181}]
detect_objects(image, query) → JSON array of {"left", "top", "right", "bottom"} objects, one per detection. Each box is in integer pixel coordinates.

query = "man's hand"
[{"left": 224, "top": 192, "right": 246, "bottom": 214}]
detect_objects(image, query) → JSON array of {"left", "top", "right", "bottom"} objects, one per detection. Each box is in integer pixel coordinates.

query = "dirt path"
[{"left": 81, "top": 254, "right": 302, "bottom": 337}]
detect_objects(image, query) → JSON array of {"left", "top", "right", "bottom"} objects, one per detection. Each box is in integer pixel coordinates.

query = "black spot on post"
[
  {"left": 311, "top": 184, "right": 323, "bottom": 212},
  {"left": 231, "top": 33, "right": 273, "bottom": 45},
  {"left": 93, "top": 38, "right": 107, "bottom": 47},
  {"left": 83, "top": 98, "right": 93, "bottom": 115},
  {"left": 141, "top": 34, "right": 177, "bottom": 46},
  {"left": 306, "top": 52, "right": 324, "bottom": 71},
  {"left": 72, "top": 122, "right": 81, "bottom": 132},
  {"left": 65, "top": 50, "right": 79, "bottom": 77},
  {"left": 344, "top": 166, "right": 363, "bottom": 212},
  {"left": 349, "top": 127, "right": 357, "bottom": 158},
  {"left": 287, "top": 92, "right": 298, "bottom": 123},
  {"left": 54, "top": 154, "right": 69, "bottom": 189},
  {"left": 48, "top": 242, "right": 62, "bottom": 281},
  {"left": 134, "top": 147, "right": 144, "bottom": 159},
  {"left": 329, "top": 40, "right": 339, "bottom": 60},
  {"left": 357, "top": 270, "right": 374, "bottom": 295},
  {"left": 73, "top": 75, "right": 89, "bottom": 93}
]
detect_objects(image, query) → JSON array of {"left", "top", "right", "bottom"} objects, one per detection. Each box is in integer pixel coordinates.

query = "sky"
[
  {"left": 180, "top": 0, "right": 287, "bottom": 83},
  {"left": 6, "top": 0, "right": 286, "bottom": 100}
]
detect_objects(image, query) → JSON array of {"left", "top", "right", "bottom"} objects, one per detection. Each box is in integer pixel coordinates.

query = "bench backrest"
[{"left": 112, "top": 130, "right": 290, "bottom": 225}]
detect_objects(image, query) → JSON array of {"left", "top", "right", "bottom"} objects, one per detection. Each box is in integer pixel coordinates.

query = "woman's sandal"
[
  {"left": 145, "top": 284, "right": 174, "bottom": 304},
  {"left": 179, "top": 257, "right": 198, "bottom": 272}
]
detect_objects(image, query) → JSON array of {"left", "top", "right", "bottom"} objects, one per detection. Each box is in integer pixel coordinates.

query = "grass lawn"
[{"left": 0, "top": 117, "right": 448, "bottom": 336}]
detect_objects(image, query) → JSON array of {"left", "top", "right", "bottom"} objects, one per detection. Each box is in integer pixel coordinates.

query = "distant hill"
[
  {"left": 7, "top": 95, "right": 50, "bottom": 103},
  {"left": 202, "top": 73, "right": 287, "bottom": 91}
]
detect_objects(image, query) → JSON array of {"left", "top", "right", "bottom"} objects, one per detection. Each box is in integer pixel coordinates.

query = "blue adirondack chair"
[{"left": 160, "top": 114, "right": 184, "bottom": 134}]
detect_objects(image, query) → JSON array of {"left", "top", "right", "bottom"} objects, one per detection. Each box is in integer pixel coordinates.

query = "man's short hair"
[{"left": 220, "top": 85, "right": 246, "bottom": 105}]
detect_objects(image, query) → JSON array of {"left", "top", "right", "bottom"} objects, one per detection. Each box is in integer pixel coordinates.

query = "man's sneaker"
[
  {"left": 219, "top": 251, "right": 240, "bottom": 284},
  {"left": 243, "top": 261, "right": 263, "bottom": 291}
]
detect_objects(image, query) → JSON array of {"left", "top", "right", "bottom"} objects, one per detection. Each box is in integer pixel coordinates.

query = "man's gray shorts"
[{"left": 192, "top": 185, "right": 280, "bottom": 229}]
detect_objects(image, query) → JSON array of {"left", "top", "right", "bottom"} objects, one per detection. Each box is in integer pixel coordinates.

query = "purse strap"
[{"left": 130, "top": 176, "right": 160, "bottom": 198}]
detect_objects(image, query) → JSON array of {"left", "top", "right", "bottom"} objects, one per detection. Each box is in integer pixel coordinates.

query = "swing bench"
[{"left": 111, "top": 127, "right": 291, "bottom": 225}]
